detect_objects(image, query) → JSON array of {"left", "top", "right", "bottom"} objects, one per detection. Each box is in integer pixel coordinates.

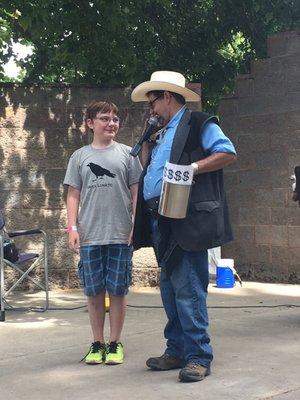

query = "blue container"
[{"left": 216, "top": 266, "right": 235, "bottom": 288}]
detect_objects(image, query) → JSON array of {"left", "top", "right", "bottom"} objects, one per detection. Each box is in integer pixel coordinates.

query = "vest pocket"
[
  {"left": 191, "top": 200, "right": 223, "bottom": 240},
  {"left": 192, "top": 200, "right": 220, "bottom": 212}
]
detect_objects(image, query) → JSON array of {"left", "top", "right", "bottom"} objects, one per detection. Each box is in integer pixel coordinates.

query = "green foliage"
[{"left": 0, "top": 0, "right": 299, "bottom": 112}]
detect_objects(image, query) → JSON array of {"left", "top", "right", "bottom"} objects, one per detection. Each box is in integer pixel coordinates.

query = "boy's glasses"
[{"left": 94, "top": 116, "right": 120, "bottom": 124}]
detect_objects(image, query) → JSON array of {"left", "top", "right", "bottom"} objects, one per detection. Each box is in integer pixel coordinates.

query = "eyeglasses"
[
  {"left": 148, "top": 95, "right": 163, "bottom": 108},
  {"left": 94, "top": 116, "right": 120, "bottom": 124}
]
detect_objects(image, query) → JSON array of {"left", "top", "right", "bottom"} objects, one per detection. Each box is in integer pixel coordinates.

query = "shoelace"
[
  {"left": 107, "top": 341, "right": 118, "bottom": 354},
  {"left": 80, "top": 341, "right": 105, "bottom": 362}
]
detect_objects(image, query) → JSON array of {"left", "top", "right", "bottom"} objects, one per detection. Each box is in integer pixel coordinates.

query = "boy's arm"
[
  {"left": 66, "top": 186, "right": 81, "bottom": 253},
  {"left": 128, "top": 183, "right": 139, "bottom": 245}
]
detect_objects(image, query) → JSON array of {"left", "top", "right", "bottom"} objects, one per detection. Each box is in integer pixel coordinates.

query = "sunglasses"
[{"left": 148, "top": 94, "right": 163, "bottom": 108}]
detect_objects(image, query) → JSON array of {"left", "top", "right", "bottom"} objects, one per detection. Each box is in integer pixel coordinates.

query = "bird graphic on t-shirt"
[{"left": 87, "top": 163, "right": 116, "bottom": 180}]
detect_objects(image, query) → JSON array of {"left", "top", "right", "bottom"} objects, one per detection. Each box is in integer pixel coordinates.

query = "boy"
[{"left": 64, "top": 101, "right": 142, "bottom": 365}]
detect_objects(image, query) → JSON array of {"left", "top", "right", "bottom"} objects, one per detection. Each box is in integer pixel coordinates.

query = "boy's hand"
[
  {"left": 68, "top": 231, "right": 80, "bottom": 253},
  {"left": 127, "top": 228, "right": 133, "bottom": 246}
]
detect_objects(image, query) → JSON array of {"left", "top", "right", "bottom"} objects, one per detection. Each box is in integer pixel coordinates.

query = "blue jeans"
[{"left": 151, "top": 218, "right": 213, "bottom": 367}]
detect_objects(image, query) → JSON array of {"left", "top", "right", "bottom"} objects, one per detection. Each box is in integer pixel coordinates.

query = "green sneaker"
[
  {"left": 105, "top": 341, "right": 124, "bottom": 365},
  {"left": 83, "top": 341, "right": 106, "bottom": 365}
]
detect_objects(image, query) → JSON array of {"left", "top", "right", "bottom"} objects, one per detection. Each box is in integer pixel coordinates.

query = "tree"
[{"left": 0, "top": 0, "right": 299, "bottom": 111}]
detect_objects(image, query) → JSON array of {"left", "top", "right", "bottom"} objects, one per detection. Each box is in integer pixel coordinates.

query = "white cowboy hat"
[{"left": 131, "top": 71, "right": 200, "bottom": 102}]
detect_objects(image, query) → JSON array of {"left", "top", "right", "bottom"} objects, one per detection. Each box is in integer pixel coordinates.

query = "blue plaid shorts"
[{"left": 78, "top": 244, "right": 133, "bottom": 297}]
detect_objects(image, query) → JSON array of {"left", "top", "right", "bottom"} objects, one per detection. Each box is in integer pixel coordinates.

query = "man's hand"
[
  {"left": 193, "top": 153, "right": 237, "bottom": 175},
  {"left": 68, "top": 231, "right": 80, "bottom": 253}
]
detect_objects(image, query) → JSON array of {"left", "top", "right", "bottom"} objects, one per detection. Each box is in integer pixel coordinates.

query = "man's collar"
[{"left": 165, "top": 105, "right": 187, "bottom": 129}]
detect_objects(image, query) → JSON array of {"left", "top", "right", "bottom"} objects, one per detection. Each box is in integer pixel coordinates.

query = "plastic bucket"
[{"left": 216, "top": 259, "right": 235, "bottom": 288}]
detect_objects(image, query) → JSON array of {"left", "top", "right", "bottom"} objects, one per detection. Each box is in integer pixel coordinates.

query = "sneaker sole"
[
  {"left": 85, "top": 360, "right": 104, "bottom": 365},
  {"left": 105, "top": 360, "right": 124, "bottom": 365}
]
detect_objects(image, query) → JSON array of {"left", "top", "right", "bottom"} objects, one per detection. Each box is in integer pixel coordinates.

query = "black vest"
[{"left": 133, "top": 109, "right": 233, "bottom": 252}]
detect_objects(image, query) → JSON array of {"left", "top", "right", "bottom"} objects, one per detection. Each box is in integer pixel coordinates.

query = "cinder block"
[
  {"left": 0, "top": 106, "right": 27, "bottom": 129},
  {"left": 22, "top": 190, "right": 48, "bottom": 209},
  {"left": 238, "top": 133, "right": 270, "bottom": 152},
  {"left": 0, "top": 190, "right": 22, "bottom": 209},
  {"left": 253, "top": 75, "right": 286, "bottom": 97},
  {"left": 255, "top": 225, "right": 288, "bottom": 246},
  {"left": 240, "top": 207, "right": 270, "bottom": 225},
  {"left": 40, "top": 86, "right": 69, "bottom": 109},
  {"left": 251, "top": 59, "right": 271, "bottom": 77},
  {"left": 118, "top": 126, "right": 134, "bottom": 147},
  {"left": 288, "top": 246, "right": 300, "bottom": 266},
  {"left": 272, "top": 207, "right": 300, "bottom": 226},
  {"left": 238, "top": 170, "right": 271, "bottom": 189},
  {"left": 287, "top": 91, "right": 300, "bottom": 110},
  {"left": 44, "top": 169, "right": 67, "bottom": 189},
  {"left": 227, "top": 187, "right": 256, "bottom": 206},
  {"left": 270, "top": 169, "right": 291, "bottom": 189},
  {"left": 288, "top": 226, "right": 300, "bottom": 247},
  {"left": 67, "top": 86, "right": 91, "bottom": 107},
  {"left": 286, "top": 32, "right": 300, "bottom": 54},
  {"left": 286, "top": 55, "right": 300, "bottom": 92},
  {"left": 235, "top": 76, "right": 254, "bottom": 98},
  {"left": 89, "top": 86, "right": 132, "bottom": 107},
  {"left": 271, "top": 130, "right": 300, "bottom": 151},
  {"left": 254, "top": 151, "right": 288, "bottom": 171},
  {"left": 267, "top": 32, "right": 289, "bottom": 57},
  {"left": 256, "top": 188, "right": 286, "bottom": 207},
  {"left": 224, "top": 171, "right": 238, "bottom": 188},
  {"left": 218, "top": 98, "right": 238, "bottom": 116},
  {"left": 237, "top": 225, "right": 255, "bottom": 243},
  {"left": 271, "top": 245, "right": 290, "bottom": 265}
]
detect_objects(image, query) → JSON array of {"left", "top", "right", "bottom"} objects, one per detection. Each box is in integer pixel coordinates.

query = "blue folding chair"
[{"left": 0, "top": 211, "right": 49, "bottom": 321}]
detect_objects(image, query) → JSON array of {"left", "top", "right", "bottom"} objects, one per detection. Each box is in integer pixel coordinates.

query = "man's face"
[
  {"left": 86, "top": 111, "right": 120, "bottom": 139},
  {"left": 147, "top": 92, "right": 172, "bottom": 126}
]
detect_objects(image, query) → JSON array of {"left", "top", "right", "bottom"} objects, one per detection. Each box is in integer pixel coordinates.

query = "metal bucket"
[{"left": 158, "top": 162, "right": 194, "bottom": 219}]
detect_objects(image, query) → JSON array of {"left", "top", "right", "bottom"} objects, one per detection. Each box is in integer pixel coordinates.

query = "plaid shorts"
[{"left": 78, "top": 244, "right": 133, "bottom": 297}]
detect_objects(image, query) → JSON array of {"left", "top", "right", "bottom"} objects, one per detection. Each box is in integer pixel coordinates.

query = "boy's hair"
[{"left": 85, "top": 101, "right": 119, "bottom": 122}]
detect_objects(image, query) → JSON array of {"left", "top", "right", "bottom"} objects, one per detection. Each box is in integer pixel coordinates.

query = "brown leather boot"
[
  {"left": 146, "top": 353, "right": 185, "bottom": 370},
  {"left": 179, "top": 363, "right": 211, "bottom": 382}
]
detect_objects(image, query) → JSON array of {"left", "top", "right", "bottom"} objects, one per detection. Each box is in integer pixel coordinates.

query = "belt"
[{"left": 145, "top": 196, "right": 160, "bottom": 217}]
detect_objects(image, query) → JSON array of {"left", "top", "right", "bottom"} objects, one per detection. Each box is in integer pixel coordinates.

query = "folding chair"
[{"left": 0, "top": 211, "right": 49, "bottom": 321}]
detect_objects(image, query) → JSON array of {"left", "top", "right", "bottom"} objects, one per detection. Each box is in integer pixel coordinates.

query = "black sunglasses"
[{"left": 148, "top": 94, "right": 163, "bottom": 108}]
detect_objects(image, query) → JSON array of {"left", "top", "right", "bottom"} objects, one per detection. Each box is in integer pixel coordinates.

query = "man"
[{"left": 131, "top": 71, "right": 237, "bottom": 383}]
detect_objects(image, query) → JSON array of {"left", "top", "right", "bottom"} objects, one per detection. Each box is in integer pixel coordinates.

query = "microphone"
[{"left": 130, "top": 116, "right": 159, "bottom": 157}]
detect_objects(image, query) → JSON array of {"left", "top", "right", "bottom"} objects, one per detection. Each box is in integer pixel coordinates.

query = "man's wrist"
[
  {"left": 67, "top": 225, "right": 77, "bottom": 233},
  {"left": 191, "top": 162, "right": 199, "bottom": 174}
]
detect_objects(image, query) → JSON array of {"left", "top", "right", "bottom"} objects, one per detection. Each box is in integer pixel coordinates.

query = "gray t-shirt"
[{"left": 63, "top": 142, "right": 142, "bottom": 245}]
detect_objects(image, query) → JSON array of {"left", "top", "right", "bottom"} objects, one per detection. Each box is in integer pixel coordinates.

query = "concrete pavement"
[{"left": 0, "top": 282, "right": 300, "bottom": 400}]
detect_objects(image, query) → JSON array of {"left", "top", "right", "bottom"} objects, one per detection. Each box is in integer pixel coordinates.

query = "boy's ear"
[{"left": 86, "top": 118, "right": 94, "bottom": 130}]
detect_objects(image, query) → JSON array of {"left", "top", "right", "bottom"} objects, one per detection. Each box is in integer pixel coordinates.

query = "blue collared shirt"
[{"left": 143, "top": 106, "right": 236, "bottom": 200}]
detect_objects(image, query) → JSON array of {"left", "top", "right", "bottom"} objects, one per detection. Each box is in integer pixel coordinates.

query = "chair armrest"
[{"left": 8, "top": 229, "right": 44, "bottom": 238}]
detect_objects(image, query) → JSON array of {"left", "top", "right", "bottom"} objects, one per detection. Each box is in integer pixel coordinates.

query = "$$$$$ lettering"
[{"left": 164, "top": 166, "right": 190, "bottom": 182}]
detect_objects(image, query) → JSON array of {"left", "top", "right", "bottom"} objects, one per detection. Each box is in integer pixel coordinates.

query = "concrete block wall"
[
  {"left": 219, "top": 31, "right": 300, "bottom": 283},
  {"left": 0, "top": 82, "right": 201, "bottom": 289}
]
